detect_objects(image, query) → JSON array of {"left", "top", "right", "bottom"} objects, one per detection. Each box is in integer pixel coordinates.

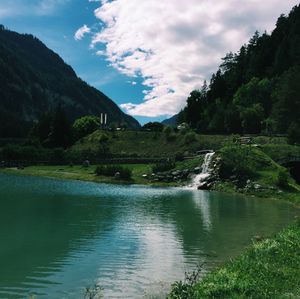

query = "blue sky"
[
  {"left": 0, "top": 0, "right": 298, "bottom": 125},
  {"left": 0, "top": 0, "right": 156, "bottom": 124}
]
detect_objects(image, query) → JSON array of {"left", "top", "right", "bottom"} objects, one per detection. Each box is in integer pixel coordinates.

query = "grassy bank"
[
  {"left": 70, "top": 130, "right": 289, "bottom": 158},
  {"left": 212, "top": 145, "right": 300, "bottom": 205},
  {"left": 0, "top": 157, "right": 199, "bottom": 187},
  {"left": 0, "top": 164, "right": 160, "bottom": 186},
  {"left": 169, "top": 220, "right": 300, "bottom": 299}
]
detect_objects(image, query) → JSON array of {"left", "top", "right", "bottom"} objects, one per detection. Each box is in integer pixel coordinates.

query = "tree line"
[{"left": 178, "top": 5, "right": 300, "bottom": 143}]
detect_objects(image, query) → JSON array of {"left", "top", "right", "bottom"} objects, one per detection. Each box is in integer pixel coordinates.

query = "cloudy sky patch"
[
  {"left": 74, "top": 24, "right": 91, "bottom": 40},
  {"left": 88, "top": 0, "right": 298, "bottom": 117}
]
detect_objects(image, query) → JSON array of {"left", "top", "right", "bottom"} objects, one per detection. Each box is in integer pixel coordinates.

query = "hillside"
[
  {"left": 0, "top": 25, "right": 140, "bottom": 137},
  {"left": 178, "top": 5, "right": 300, "bottom": 139},
  {"left": 161, "top": 114, "right": 178, "bottom": 126}
]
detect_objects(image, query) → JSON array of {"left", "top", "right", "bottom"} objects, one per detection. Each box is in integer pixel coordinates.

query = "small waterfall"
[{"left": 190, "top": 152, "right": 215, "bottom": 189}]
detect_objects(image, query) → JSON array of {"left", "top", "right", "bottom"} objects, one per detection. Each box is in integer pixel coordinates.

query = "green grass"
[
  {"left": 70, "top": 130, "right": 292, "bottom": 160},
  {"left": 0, "top": 164, "right": 179, "bottom": 187},
  {"left": 261, "top": 144, "right": 300, "bottom": 163},
  {"left": 214, "top": 145, "right": 300, "bottom": 204},
  {"left": 183, "top": 220, "right": 300, "bottom": 299},
  {"left": 71, "top": 130, "right": 234, "bottom": 158}
]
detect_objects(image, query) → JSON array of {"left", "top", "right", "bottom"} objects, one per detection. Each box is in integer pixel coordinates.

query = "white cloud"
[
  {"left": 74, "top": 24, "right": 91, "bottom": 41},
  {"left": 91, "top": 0, "right": 299, "bottom": 117}
]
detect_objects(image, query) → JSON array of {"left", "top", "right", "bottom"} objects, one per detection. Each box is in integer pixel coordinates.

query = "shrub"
[
  {"left": 184, "top": 132, "right": 197, "bottom": 144},
  {"left": 95, "top": 165, "right": 132, "bottom": 180},
  {"left": 99, "top": 134, "right": 109, "bottom": 143},
  {"left": 287, "top": 122, "right": 300, "bottom": 145},
  {"left": 169, "top": 264, "right": 203, "bottom": 299},
  {"left": 163, "top": 126, "right": 173, "bottom": 136},
  {"left": 152, "top": 160, "right": 175, "bottom": 173},
  {"left": 175, "top": 152, "right": 184, "bottom": 162},
  {"left": 118, "top": 167, "right": 132, "bottom": 180},
  {"left": 72, "top": 115, "right": 100, "bottom": 140},
  {"left": 276, "top": 169, "right": 289, "bottom": 188},
  {"left": 166, "top": 133, "right": 177, "bottom": 142},
  {"left": 219, "top": 145, "right": 255, "bottom": 179}
]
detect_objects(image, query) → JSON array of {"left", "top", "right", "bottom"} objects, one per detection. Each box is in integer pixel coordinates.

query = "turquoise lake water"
[{"left": 0, "top": 174, "right": 298, "bottom": 298}]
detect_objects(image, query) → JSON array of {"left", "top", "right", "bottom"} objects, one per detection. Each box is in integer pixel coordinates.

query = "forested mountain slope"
[
  {"left": 178, "top": 5, "right": 300, "bottom": 139},
  {"left": 0, "top": 26, "right": 140, "bottom": 137}
]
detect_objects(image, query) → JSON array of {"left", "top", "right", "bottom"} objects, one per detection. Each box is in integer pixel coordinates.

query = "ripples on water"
[{"left": 0, "top": 174, "right": 298, "bottom": 298}]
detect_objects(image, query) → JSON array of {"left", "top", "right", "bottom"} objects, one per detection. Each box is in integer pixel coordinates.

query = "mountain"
[
  {"left": 178, "top": 5, "right": 300, "bottom": 138},
  {"left": 161, "top": 114, "right": 179, "bottom": 126},
  {"left": 0, "top": 26, "right": 140, "bottom": 137}
]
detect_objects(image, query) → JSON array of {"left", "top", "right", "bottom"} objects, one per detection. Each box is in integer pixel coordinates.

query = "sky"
[{"left": 0, "top": 0, "right": 299, "bottom": 124}]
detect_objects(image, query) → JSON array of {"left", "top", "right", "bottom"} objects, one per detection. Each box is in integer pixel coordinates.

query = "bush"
[
  {"left": 219, "top": 145, "right": 255, "bottom": 179},
  {"left": 72, "top": 115, "right": 100, "bottom": 140},
  {"left": 166, "top": 133, "right": 177, "bottom": 142},
  {"left": 276, "top": 169, "right": 289, "bottom": 188},
  {"left": 175, "top": 152, "right": 184, "bottom": 162},
  {"left": 1, "top": 144, "right": 67, "bottom": 162},
  {"left": 163, "top": 125, "right": 173, "bottom": 136},
  {"left": 95, "top": 165, "right": 132, "bottom": 180},
  {"left": 287, "top": 122, "right": 300, "bottom": 145},
  {"left": 99, "top": 134, "right": 109, "bottom": 143},
  {"left": 152, "top": 160, "right": 175, "bottom": 173},
  {"left": 184, "top": 132, "right": 197, "bottom": 144},
  {"left": 163, "top": 125, "right": 177, "bottom": 142},
  {"left": 169, "top": 265, "right": 203, "bottom": 299}
]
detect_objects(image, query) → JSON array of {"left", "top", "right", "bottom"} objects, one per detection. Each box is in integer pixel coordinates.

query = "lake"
[{"left": 0, "top": 174, "right": 298, "bottom": 298}]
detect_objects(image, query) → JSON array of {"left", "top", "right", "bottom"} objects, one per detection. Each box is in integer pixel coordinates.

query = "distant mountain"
[
  {"left": 161, "top": 114, "right": 178, "bottom": 126},
  {"left": 0, "top": 26, "right": 140, "bottom": 137}
]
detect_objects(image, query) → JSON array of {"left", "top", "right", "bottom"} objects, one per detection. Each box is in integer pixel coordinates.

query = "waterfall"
[{"left": 190, "top": 152, "right": 215, "bottom": 189}]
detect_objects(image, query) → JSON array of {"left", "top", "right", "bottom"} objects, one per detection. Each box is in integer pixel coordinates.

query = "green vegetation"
[
  {"left": 72, "top": 115, "right": 101, "bottom": 141},
  {"left": 0, "top": 25, "right": 139, "bottom": 138},
  {"left": 152, "top": 160, "right": 176, "bottom": 173},
  {"left": 95, "top": 165, "right": 132, "bottom": 180},
  {"left": 260, "top": 144, "right": 300, "bottom": 163},
  {"left": 0, "top": 164, "right": 177, "bottom": 186},
  {"left": 178, "top": 5, "right": 300, "bottom": 139},
  {"left": 70, "top": 130, "right": 232, "bottom": 158},
  {"left": 215, "top": 144, "right": 300, "bottom": 204},
  {"left": 169, "top": 221, "right": 300, "bottom": 299}
]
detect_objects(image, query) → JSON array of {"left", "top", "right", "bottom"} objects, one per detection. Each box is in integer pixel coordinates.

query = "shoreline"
[
  {"left": 1, "top": 165, "right": 299, "bottom": 205},
  {"left": 0, "top": 166, "right": 179, "bottom": 188},
  {"left": 1, "top": 166, "right": 300, "bottom": 298}
]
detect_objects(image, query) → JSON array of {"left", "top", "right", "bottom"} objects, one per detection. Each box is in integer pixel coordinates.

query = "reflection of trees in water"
[
  {"left": 127, "top": 188, "right": 298, "bottom": 269},
  {"left": 0, "top": 176, "right": 297, "bottom": 298}
]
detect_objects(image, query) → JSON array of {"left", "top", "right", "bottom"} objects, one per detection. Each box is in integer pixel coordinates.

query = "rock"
[
  {"left": 246, "top": 179, "right": 251, "bottom": 185},
  {"left": 197, "top": 182, "right": 210, "bottom": 190},
  {"left": 171, "top": 171, "right": 180, "bottom": 176},
  {"left": 114, "top": 172, "right": 120, "bottom": 179},
  {"left": 194, "top": 167, "right": 201, "bottom": 173},
  {"left": 254, "top": 184, "right": 261, "bottom": 190},
  {"left": 142, "top": 174, "right": 148, "bottom": 178}
]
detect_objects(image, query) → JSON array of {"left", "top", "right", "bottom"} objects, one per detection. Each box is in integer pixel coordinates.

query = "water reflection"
[
  {"left": 191, "top": 190, "right": 212, "bottom": 232},
  {"left": 0, "top": 174, "right": 298, "bottom": 298}
]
